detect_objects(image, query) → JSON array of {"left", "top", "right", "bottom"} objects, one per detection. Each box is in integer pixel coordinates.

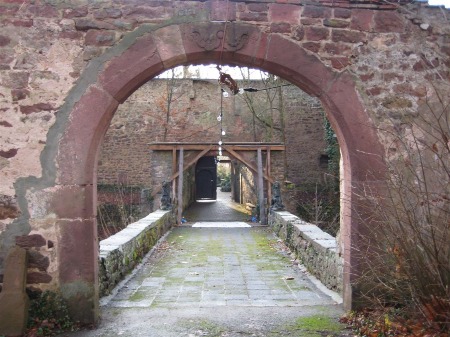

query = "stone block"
[
  {"left": 0, "top": 246, "right": 29, "bottom": 337},
  {"left": 269, "top": 4, "right": 300, "bottom": 24}
]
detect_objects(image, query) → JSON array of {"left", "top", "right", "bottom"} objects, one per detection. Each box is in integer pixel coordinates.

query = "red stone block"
[
  {"left": 323, "top": 18, "right": 350, "bottom": 28},
  {"left": 334, "top": 8, "right": 351, "bottom": 19},
  {"left": 383, "top": 72, "right": 404, "bottom": 82},
  {"left": 269, "top": 3, "right": 300, "bottom": 24},
  {"left": 324, "top": 42, "right": 351, "bottom": 56},
  {"left": 292, "top": 25, "right": 304, "bottom": 41},
  {"left": 359, "top": 73, "right": 374, "bottom": 81},
  {"left": 75, "top": 18, "right": 116, "bottom": 31},
  {"left": 305, "top": 26, "right": 329, "bottom": 41},
  {"left": 57, "top": 86, "right": 118, "bottom": 185},
  {"left": 11, "top": 88, "right": 29, "bottom": 101},
  {"left": 393, "top": 83, "right": 426, "bottom": 97},
  {"left": 85, "top": 30, "right": 116, "bottom": 46},
  {"left": 350, "top": 9, "right": 373, "bottom": 32},
  {"left": 0, "top": 35, "right": 11, "bottom": 46},
  {"left": 15, "top": 234, "right": 46, "bottom": 248},
  {"left": 0, "top": 4, "right": 19, "bottom": 15},
  {"left": 57, "top": 218, "right": 97, "bottom": 284},
  {"left": 329, "top": 56, "right": 350, "bottom": 70},
  {"left": 26, "top": 5, "right": 59, "bottom": 18},
  {"left": 153, "top": 25, "right": 187, "bottom": 69},
  {"left": 122, "top": 5, "right": 171, "bottom": 22},
  {"left": 27, "top": 271, "right": 52, "bottom": 284},
  {"left": 211, "top": 0, "right": 236, "bottom": 21},
  {"left": 93, "top": 8, "right": 122, "bottom": 19},
  {"left": 3, "top": 18, "right": 33, "bottom": 27},
  {"left": 98, "top": 33, "right": 163, "bottom": 102},
  {"left": 49, "top": 185, "right": 95, "bottom": 219},
  {"left": 302, "top": 5, "right": 331, "bottom": 19},
  {"left": 239, "top": 12, "right": 268, "bottom": 22},
  {"left": 302, "top": 42, "right": 321, "bottom": 53},
  {"left": 300, "top": 18, "right": 322, "bottom": 26},
  {"left": 332, "top": 29, "right": 366, "bottom": 44},
  {"left": 265, "top": 34, "right": 334, "bottom": 97},
  {"left": 0, "top": 121, "right": 13, "bottom": 127},
  {"left": 270, "top": 22, "right": 291, "bottom": 33},
  {"left": 366, "top": 86, "right": 382, "bottom": 96},
  {"left": 63, "top": 7, "right": 88, "bottom": 18},
  {"left": 373, "top": 11, "right": 404, "bottom": 33},
  {"left": 20, "top": 103, "right": 54, "bottom": 115},
  {"left": 247, "top": 3, "right": 268, "bottom": 12}
]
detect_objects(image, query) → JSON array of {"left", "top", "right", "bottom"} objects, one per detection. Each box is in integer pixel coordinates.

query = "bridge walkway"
[{"left": 63, "top": 190, "right": 345, "bottom": 337}]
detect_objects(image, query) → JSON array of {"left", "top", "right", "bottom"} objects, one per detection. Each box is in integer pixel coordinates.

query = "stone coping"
[
  {"left": 99, "top": 210, "right": 174, "bottom": 296},
  {"left": 269, "top": 211, "right": 343, "bottom": 293}
]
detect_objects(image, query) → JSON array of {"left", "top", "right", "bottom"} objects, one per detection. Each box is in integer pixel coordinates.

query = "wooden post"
[
  {"left": 257, "top": 148, "right": 266, "bottom": 225},
  {"left": 177, "top": 148, "right": 184, "bottom": 225},
  {"left": 267, "top": 147, "right": 271, "bottom": 204},
  {"left": 172, "top": 148, "right": 177, "bottom": 202}
]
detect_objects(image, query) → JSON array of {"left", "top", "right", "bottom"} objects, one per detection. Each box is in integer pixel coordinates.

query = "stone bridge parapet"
[
  {"left": 269, "top": 211, "right": 343, "bottom": 294},
  {"left": 99, "top": 210, "right": 175, "bottom": 297}
]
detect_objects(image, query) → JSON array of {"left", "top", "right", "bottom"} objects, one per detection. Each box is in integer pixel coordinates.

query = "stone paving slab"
[{"left": 107, "top": 227, "right": 336, "bottom": 309}]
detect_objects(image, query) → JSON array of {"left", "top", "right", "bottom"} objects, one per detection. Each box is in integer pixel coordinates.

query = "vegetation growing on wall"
[{"left": 351, "top": 84, "right": 449, "bottom": 332}]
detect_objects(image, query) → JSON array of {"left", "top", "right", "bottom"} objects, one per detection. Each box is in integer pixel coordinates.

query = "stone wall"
[
  {"left": 269, "top": 210, "right": 343, "bottom": 293},
  {"left": 97, "top": 78, "right": 328, "bottom": 193},
  {"left": 99, "top": 209, "right": 174, "bottom": 297},
  {"left": 0, "top": 0, "right": 448, "bottom": 321}
]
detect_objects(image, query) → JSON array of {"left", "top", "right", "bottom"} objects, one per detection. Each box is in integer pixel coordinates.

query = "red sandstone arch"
[{"left": 55, "top": 22, "right": 385, "bottom": 322}]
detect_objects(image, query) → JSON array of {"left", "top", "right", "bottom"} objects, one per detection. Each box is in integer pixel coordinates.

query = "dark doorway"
[{"left": 196, "top": 156, "right": 217, "bottom": 200}]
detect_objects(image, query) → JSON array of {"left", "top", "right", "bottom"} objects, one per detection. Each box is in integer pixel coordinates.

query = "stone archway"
[{"left": 54, "top": 22, "right": 385, "bottom": 323}]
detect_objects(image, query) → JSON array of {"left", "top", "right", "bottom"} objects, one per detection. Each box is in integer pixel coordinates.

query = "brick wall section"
[{"left": 97, "top": 79, "right": 328, "bottom": 210}]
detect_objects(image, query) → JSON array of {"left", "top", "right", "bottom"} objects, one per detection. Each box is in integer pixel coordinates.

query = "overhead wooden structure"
[{"left": 149, "top": 142, "right": 285, "bottom": 225}]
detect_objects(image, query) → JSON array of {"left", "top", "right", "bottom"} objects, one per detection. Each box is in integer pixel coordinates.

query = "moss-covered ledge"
[
  {"left": 269, "top": 211, "right": 343, "bottom": 294},
  {"left": 98, "top": 210, "right": 175, "bottom": 297}
]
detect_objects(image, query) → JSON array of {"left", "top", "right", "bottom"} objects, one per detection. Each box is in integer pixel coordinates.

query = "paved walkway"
[
  {"left": 182, "top": 190, "right": 251, "bottom": 223},
  {"left": 61, "top": 191, "right": 345, "bottom": 337}
]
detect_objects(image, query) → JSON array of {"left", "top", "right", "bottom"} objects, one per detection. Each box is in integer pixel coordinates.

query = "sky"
[{"left": 427, "top": 0, "right": 450, "bottom": 7}]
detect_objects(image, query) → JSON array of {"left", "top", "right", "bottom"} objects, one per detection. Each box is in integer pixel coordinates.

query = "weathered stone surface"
[
  {"left": 74, "top": 18, "right": 116, "bottom": 31},
  {"left": 85, "top": 30, "right": 116, "bottom": 46},
  {"left": 332, "top": 29, "right": 366, "bottom": 43},
  {"left": 28, "top": 250, "right": 50, "bottom": 271},
  {"left": 20, "top": 103, "right": 54, "bottom": 115},
  {"left": 374, "top": 11, "right": 404, "bottom": 33},
  {"left": 269, "top": 211, "right": 342, "bottom": 293},
  {"left": 350, "top": 9, "right": 373, "bottom": 32},
  {"left": 27, "top": 271, "right": 52, "bottom": 284},
  {"left": 0, "top": 148, "right": 18, "bottom": 159},
  {"left": 0, "top": 194, "right": 20, "bottom": 219},
  {"left": 0, "top": 35, "right": 11, "bottom": 47},
  {"left": 0, "top": 246, "right": 29, "bottom": 337},
  {"left": 269, "top": 3, "right": 300, "bottom": 24},
  {"left": 211, "top": 0, "right": 236, "bottom": 21},
  {"left": 305, "top": 26, "right": 329, "bottom": 41},
  {"left": 302, "top": 5, "right": 331, "bottom": 19},
  {"left": 323, "top": 18, "right": 349, "bottom": 28},
  {"left": 98, "top": 34, "right": 163, "bottom": 102},
  {"left": 15, "top": 234, "right": 46, "bottom": 248},
  {"left": 99, "top": 210, "right": 174, "bottom": 296}
]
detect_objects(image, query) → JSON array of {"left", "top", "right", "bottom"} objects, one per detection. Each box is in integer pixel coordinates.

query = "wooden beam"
[
  {"left": 150, "top": 144, "right": 285, "bottom": 151},
  {"left": 177, "top": 148, "right": 184, "bottom": 225},
  {"left": 257, "top": 148, "right": 266, "bottom": 225},
  {"left": 169, "top": 145, "right": 213, "bottom": 181},
  {"left": 151, "top": 146, "right": 213, "bottom": 197},
  {"left": 223, "top": 146, "right": 274, "bottom": 184},
  {"left": 267, "top": 147, "right": 271, "bottom": 204}
]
